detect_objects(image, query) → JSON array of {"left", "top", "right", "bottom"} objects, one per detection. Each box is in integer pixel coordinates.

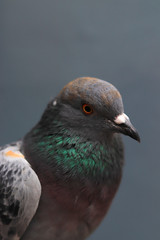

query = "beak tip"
[
  {"left": 123, "top": 120, "right": 140, "bottom": 143},
  {"left": 130, "top": 128, "right": 140, "bottom": 143},
  {"left": 135, "top": 134, "right": 141, "bottom": 143}
]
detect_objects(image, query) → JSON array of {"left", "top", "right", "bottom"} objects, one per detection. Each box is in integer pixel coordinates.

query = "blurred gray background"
[{"left": 1, "top": 1, "right": 160, "bottom": 239}]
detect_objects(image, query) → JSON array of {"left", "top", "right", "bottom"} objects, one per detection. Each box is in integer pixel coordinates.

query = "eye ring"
[{"left": 82, "top": 104, "right": 93, "bottom": 115}]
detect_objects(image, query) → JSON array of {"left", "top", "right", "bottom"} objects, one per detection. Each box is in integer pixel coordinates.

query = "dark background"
[{"left": 1, "top": 1, "right": 160, "bottom": 239}]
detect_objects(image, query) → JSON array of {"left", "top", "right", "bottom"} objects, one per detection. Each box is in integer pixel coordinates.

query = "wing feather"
[{"left": 0, "top": 142, "right": 41, "bottom": 240}]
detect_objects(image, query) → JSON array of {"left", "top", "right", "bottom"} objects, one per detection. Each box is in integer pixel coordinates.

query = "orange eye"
[{"left": 82, "top": 104, "right": 93, "bottom": 115}]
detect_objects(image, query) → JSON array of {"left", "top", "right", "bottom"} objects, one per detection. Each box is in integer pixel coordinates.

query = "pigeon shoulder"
[{"left": 0, "top": 141, "right": 41, "bottom": 239}]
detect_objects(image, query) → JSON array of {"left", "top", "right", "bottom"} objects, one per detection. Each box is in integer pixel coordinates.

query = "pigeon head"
[{"left": 45, "top": 77, "right": 140, "bottom": 142}]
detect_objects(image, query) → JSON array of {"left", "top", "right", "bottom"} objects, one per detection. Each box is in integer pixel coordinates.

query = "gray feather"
[{"left": 0, "top": 142, "right": 41, "bottom": 240}]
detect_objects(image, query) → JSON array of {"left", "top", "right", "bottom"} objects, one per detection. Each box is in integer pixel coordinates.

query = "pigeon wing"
[{"left": 0, "top": 142, "right": 41, "bottom": 240}]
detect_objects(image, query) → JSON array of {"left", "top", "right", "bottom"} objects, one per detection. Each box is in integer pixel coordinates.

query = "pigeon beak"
[{"left": 114, "top": 113, "right": 140, "bottom": 142}]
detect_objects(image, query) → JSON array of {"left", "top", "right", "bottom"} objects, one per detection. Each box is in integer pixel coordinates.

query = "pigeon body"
[{"left": 0, "top": 77, "right": 140, "bottom": 240}]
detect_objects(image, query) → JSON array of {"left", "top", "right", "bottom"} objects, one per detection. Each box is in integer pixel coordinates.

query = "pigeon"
[{"left": 0, "top": 77, "right": 140, "bottom": 240}]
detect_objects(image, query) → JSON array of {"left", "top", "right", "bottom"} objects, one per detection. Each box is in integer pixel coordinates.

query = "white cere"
[
  {"left": 114, "top": 113, "right": 129, "bottom": 125},
  {"left": 53, "top": 100, "right": 57, "bottom": 106}
]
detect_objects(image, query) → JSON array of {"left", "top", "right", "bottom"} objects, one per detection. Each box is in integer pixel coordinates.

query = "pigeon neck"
[{"left": 23, "top": 119, "right": 124, "bottom": 184}]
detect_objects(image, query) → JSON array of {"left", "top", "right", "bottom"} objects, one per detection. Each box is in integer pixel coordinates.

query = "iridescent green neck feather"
[{"left": 24, "top": 119, "right": 124, "bottom": 183}]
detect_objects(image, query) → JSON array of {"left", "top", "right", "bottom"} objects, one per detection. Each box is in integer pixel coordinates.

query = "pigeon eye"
[{"left": 82, "top": 104, "right": 93, "bottom": 115}]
